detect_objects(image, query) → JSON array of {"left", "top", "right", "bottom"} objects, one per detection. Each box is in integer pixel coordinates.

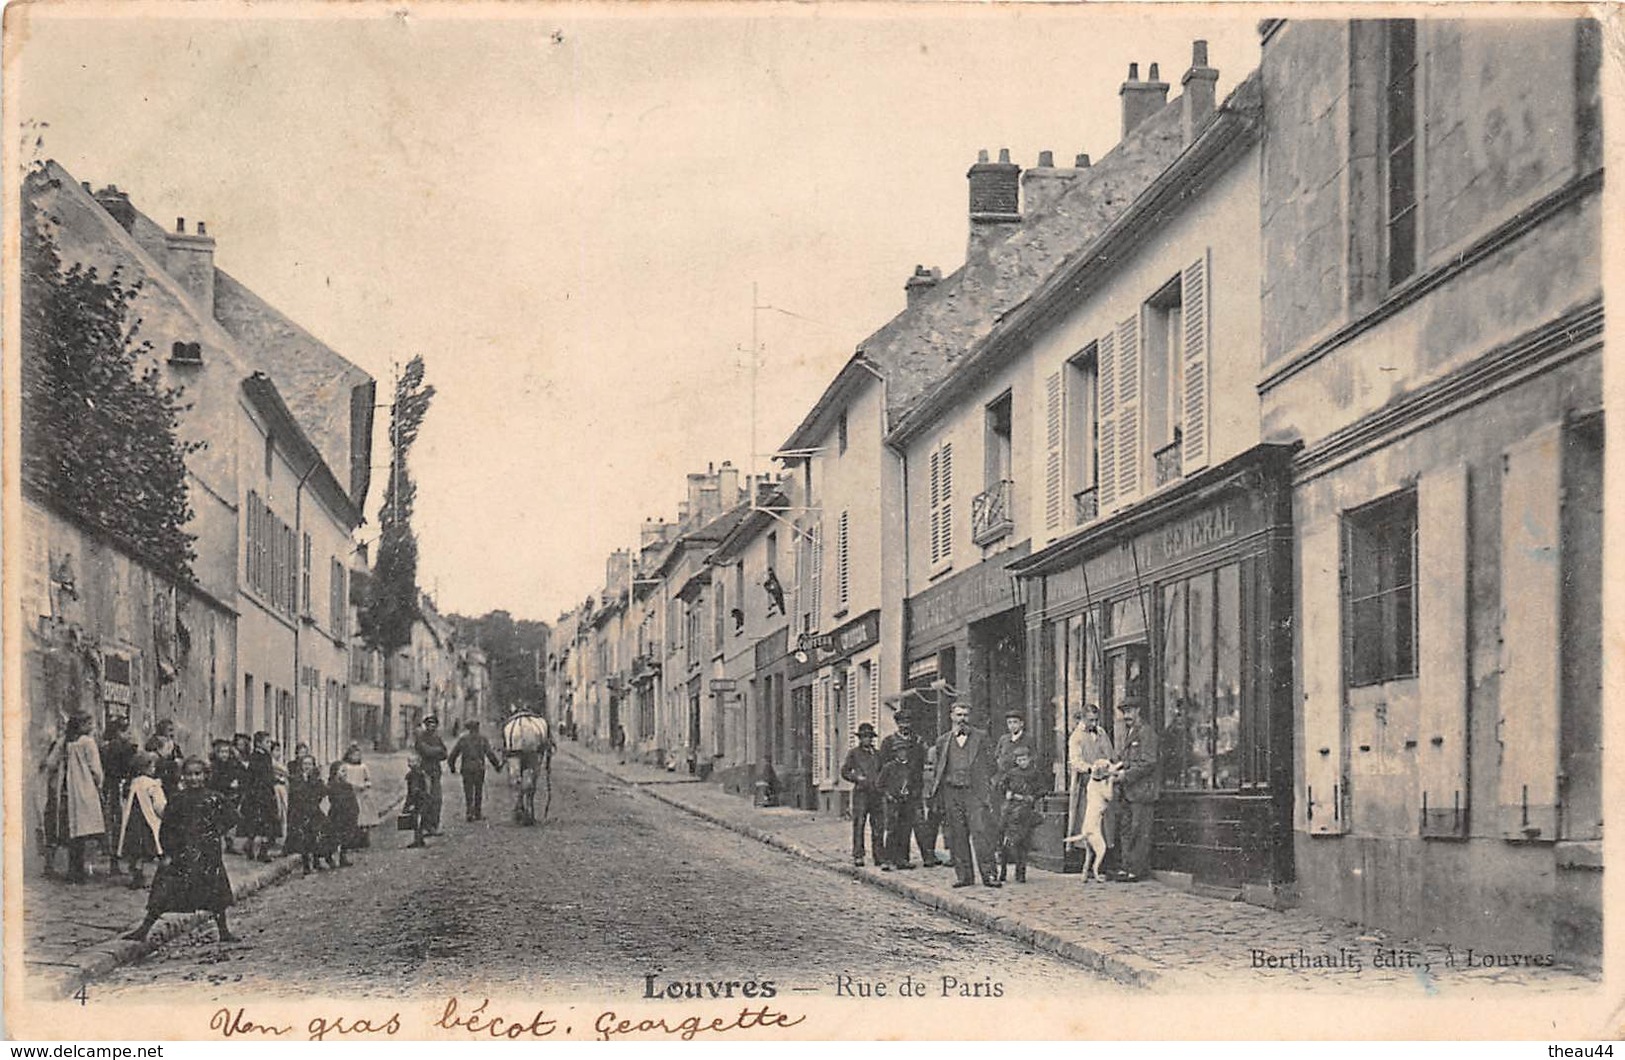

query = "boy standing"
[{"left": 996, "top": 747, "right": 1044, "bottom": 883}]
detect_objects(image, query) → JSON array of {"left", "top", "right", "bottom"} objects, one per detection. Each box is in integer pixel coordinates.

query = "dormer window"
[{"left": 169, "top": 340, "right": 203, "bottom": 365}]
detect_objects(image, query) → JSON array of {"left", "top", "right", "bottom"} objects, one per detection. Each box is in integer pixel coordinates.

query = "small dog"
[{"left": 1064, "top": 758, "right": 1121, "bottom": 881}]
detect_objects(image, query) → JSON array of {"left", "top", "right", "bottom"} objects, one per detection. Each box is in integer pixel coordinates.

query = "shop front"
[
  {"left": 788, "top": 609, "right": 881, "bottom": 816},
  {"left": 754, "top": 628, "right": 812, "bottom": 809},
  {"left": 1012, "top": 445, "right": 1296, "bottom": 892}
]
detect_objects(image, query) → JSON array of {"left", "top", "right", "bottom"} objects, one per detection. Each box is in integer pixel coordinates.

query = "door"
[
  {"left": 1104, "top": 642, "right": 1149, "bottom": 743},
  {"left": 790, "top": 683, "right": 814, "bottom": 809}
]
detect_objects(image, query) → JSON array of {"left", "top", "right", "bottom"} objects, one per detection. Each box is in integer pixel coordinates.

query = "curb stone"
[
  {"left": 563, "top": 748, "right": 1157, "bottom": 989},
  {"left": 43, "top": 789, "right": 409, "bottom": 1000}
]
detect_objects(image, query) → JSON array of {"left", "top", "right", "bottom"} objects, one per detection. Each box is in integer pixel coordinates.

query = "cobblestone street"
[{"left": 87, "top": 754, "right": 1117, "bottom": 1002}]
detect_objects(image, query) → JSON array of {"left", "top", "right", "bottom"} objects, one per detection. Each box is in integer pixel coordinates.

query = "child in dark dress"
[
  {"left": 239, "top": 732, "right": 282, "bottom": 862},
  {"left": 206, "top": 739, "right": 244, "bottom": 855},
  {"left": 124, "top": 756, "right": 239, "bottom": 943},
  {"left": 325, "top": 761, "right": 360, "bottom": 868},
  {"left": 285, "top": 755, "right": 335, "bottom": 875},
  {"left": 403, "top": 753, "right": 430, "bottom": 849}
]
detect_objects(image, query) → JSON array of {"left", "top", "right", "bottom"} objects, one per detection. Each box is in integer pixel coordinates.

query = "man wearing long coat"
[
  {"left": 413, "top": 716, "right": 449, "bottom": 835},
  {"left": 925, "top": 702, "right": 1000, "bottom": 888}
]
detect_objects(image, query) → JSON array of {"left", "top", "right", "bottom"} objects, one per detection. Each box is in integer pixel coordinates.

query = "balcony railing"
[
  {"left": 1154, "top": 439, "right": 1184, "bottom": 488},
  {"left": 972, "top": 478, "right": 1016, "bottom": 546},
  {"left": 1073, "top": 487, "right": 1099, "bottom": 526}
]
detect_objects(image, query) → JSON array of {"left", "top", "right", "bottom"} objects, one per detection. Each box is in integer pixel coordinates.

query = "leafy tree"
[
  {"left": 20, "top": 183, "right": 200, "bottom": 584},
  {"left": 449, "top": 610, "right": 549, "bottom": 719},
  {"left": 358, "top": 356, "right": 435, "bottom": 750}
]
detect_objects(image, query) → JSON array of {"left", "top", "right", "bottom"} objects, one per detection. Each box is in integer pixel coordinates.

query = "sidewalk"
[
  {"left": 22, "top": 751, "right": 410, "bottom": 1000},
  {"left": 563, "top": 744, "right": 1600, "bottom": 995}
]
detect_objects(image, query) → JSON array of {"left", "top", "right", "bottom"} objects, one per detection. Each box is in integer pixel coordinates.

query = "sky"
[{"left": 12, "top": 2, "right": 1261, "bottom": 624}]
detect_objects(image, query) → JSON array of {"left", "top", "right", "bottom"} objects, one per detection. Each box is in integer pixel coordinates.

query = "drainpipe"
[{"left": 291, "top": 460, "right": 318, "bottom": 760}]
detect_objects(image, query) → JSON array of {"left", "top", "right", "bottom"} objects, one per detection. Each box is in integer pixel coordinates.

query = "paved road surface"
[{"left": 94, "top": 754, "right": 1114, "bottom": 1002}]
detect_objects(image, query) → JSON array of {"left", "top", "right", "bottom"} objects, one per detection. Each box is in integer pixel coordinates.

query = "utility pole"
[{"left": 750, "top": 281, "right": 760, "bottom": 484}]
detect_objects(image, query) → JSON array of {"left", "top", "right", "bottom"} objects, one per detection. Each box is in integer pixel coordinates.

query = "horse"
[{"left": 502, "top": 712, "right": 554, "bottom": 826}]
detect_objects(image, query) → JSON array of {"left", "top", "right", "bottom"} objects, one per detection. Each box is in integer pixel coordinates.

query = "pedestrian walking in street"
[
  {"left": 337, "top": 744, "right": 376, "bottom": 847},
  {"left": 239, "top": 732, "right": 282, "bottom": 862},
  {"left": 402, "top": 752, "right": 431, "bottom": 848},
  {"left": 926, "top": 702, "right": 1000, "bottom": 889},
  {"left": 286, "top": 754, "right": 333, "bottom": 875},
  {"left": 877, "top": 742, "right": 916, "bottom": 872},
  {"left": 99, "top": 716, "right": 138, "bottom": 878},
  {"left": 1113, "top": 699, "right": 1160, "bottom": 883},
  {"left": 413, "top": 716, "right": 449, "bottom": 835},
  {"left": 1065, "top": 704, "right": 1115, "bottom": 856},
  {"left": 325, "top": 761, "right": 360, "bottom": 868},
  {"left": 123, "top": 755, "right": 239, "bottom": 944},
  {"left": 117, "top": 751, "right": 166, "bottom": 888},
  {"left": 878, "top": 704, "right": 926, "bottom": 869},
  {"left": 612, "top": 723, "right": 628, "bottom": 765},
  {"left": 40, "top": 712, "right": 105, "bottom": 883},
  {"left": 144, "top": 718, "right": 185, "bottom": 797},
  {"left": 840, "top": 722, "right": 883, "bottom": 867},
  {"left": 448, "top": 720, "right": 503, "bottom": 822},
  {"left": 995, "top": 747, "right": 1043, "bottom": 884}
]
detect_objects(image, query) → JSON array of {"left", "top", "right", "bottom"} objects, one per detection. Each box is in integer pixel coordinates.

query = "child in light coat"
[{"left": 118, "top": 751, "right": 166, "bottom": 888}]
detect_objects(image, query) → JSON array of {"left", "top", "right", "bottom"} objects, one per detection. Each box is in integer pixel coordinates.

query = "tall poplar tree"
[{"left": 359, "top": 355, "right": 435, "bottom": 750}]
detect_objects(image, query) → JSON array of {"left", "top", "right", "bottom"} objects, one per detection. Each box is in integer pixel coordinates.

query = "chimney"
[
  {"left": 1020, "top": 148, "right": 1087, "bottom": 216},
  {"left": 1181, "top": 40, "right": 1220, "bottom": 145},
  {"left": 641, "top": 518, "right": 672, "bottom": 550},
  {"left": 164, "top": 214, "right": 217, "bottom": 319},
  {"left": 904, "top": 264, "right": 942, "bottom": 309},
  {"left": 1120, "top": 61, "right": 1170, "bottom": 139},
  {"left": 606, "top": 549, "right": 631, "bottom": 592},
  {"left": 93, "top": 184, "right": 136, "bottom": 233},
  {"left": 717, "top": 460, "right": 741, "bottom": 508},
  {"left": 967, "top": 147, "right": 1022, "bottom": 259}
]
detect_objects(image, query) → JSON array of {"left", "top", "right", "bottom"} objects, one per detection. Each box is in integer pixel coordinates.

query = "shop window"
[
  {"left": 1343, "top": 491, "right": 1418, "bottom": 687},
  {"left": 1161, "top": 564, "right": 1251, "bottom": 792}
]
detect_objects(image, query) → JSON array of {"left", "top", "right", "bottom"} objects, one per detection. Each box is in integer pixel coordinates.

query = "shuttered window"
[
  {"left": 1181, "top": 252, "right": 1211, "bottom": 473},
  {"left": 1096, "top": 332, "right": 1119, "bottom": 511},
  {"left": 845, "top": 671, "right": 858, "bottom": 748},
  {"left": 836, "top": 509, "right": 850, "bottom": 612},
  {"left": 1044, "top": 370, "right": 1064, "bottom": 534},
  {"left": 928, "top": 442, "right": 954, "bottom": 567},
  {"left": 1115, "top": 313, "right": 1142, "bottom": 505},
  {"left": 809, "top": 521, "right": 824, "bottom": 629}
]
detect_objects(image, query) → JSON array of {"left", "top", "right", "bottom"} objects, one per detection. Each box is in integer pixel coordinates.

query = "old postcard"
[{"left": 3, "top": 0, "right": 1620, "bottom": 1043}]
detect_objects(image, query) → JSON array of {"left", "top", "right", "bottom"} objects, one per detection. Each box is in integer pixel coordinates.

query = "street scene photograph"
[{"left": 3, "top": 1, "right": 1615, "bottom": 1042}]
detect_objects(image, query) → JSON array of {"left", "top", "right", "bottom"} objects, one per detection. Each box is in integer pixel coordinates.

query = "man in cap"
[
  {"left": 925, "top": 702, "right": 1000, "bottom": 888},
  {"left": 878, "top": 701, "right": 927, "bottom": 869},
  {"left": 994, "top": 707, "right": 1037, "bottom": 783},
  {"left": 412, "top": 716, "right": 450, "bottom": 835},
  {"left": 448, "top": 719, "right": 504, "bottom": 822},
  {"left": 839, "top": 721, "right": 883, "bottom": 867},
  {"left": 1113, "top": 699, "right": 1160, "bottom": 882}
]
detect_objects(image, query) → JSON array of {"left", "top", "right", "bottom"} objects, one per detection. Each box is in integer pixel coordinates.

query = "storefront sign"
[
  {"left": 709, "top": 678, "right": 737, "bottom": 693},
  {"left": 908, "top": 541, "right": 1031, "bottom": 645},
  {"left": 789, "top": 609, "right": 879, "bottom": 678}
]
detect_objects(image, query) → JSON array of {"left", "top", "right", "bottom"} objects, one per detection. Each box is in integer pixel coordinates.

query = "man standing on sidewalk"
[
  {"left": 926, "top": 702, "right": 1000, "bottom": 889},
  {"left": 840, "top": 723, "right": 883, "bottom": 867},
  {"left": 448, "top": 720, "right": 503, "bottom": 822},
  {"left": 413, "top": 717, "right": 449, "bottom": 835},
  {"left": 878, "top": 704, "right": 926, "bottom": 868},
  {"left": 1114, "top": 699, "right": 1159, "bottom": 882}
]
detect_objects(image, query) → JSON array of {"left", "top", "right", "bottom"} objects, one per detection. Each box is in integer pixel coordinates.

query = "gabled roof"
[
  {"left": 778, "top": 353, "right": 883, "bottom": 455},
  {"left": 241, "top": 373, "right": 363, "bottom": 529}
]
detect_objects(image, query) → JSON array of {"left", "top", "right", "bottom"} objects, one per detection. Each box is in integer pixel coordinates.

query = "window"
[
  {"left": 928, "top": 441, "right": 954, "bottom": 567},
  {"left": 808, "top": 522, "right": 824, "bottom": 628},
  {"left": 329, "top": 558, "right": 348, "bottom": 638},
  {"left": 837, "top": 410, "right": 848, "bottom": 456},
  {"left": 733, "top": 562, "right": 746, "bottom": 634},
  {"left": 714, "top": 578, "right": 727, "bottom": 648},
  {"left": 984, "top": 392, "right": 1012, "bottom": 487},
  {"left": 1385, "top": 19, "right": 1419, "bottom": 287},
  {"left": 836, "top": 510, "right": 850, "bottom": 613},
  {"left": 1344, "top": 491, "right": 1418, "bottom": 687},
  {"left": 1066, "top": 347, "right": 1100, "bottom": 522},
  {"left": 1144, "top": 276, "right": 1185, "bottom": 468},
  {"left": 301, "top": 533, "right": 313, "bottom": 614}
]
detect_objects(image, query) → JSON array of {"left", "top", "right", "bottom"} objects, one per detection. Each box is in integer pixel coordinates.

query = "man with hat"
[
  {"left": 412, "top": 716, "right": 450, "bottom": 836},
  {"left": 878, "top": 700, "right": 927, "bottom": 868},
  {"left": 448, "top": 719, "right": 504, "bottom": 822},
  {"left": 839, "top": 721, "right": 884, "bottom": 867},
  {"left": 1114, "top": 699, "right": 1160, "bottom": 882}
]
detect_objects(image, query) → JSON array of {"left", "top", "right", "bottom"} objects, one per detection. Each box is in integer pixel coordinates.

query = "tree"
[
  {"left": 20, "top": 182, "right": 200, "bottom": 584},
  {"left": 358, "top": 356, "right": 435, "bottom": 750},
  {"left": 449, "top": 610, "right": 549, "bottom": 719}
]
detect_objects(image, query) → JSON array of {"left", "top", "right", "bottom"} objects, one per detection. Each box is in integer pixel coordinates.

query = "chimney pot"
[
  {"left": 1076, "top": 153, "right": 1092, "bottom": 168},
  {"left": 1193, "top": 39, "right": 1209, "bottom": 66},
  {"left": 904, "top": 263, "right": 942, "bottom": 308},
  {"left": 1148, "top": 62, "right": 1160, "bottom": 81},
  {"left": 977, "top": 148, "right": 990, "bottom": 163},
  {"left": 1128, "top": 62, "right": 1139, "bottom": 80},
  {"left": 997, "top": 147, "right": 1011, "bottom": 164},
  {"left": 1038, "top": 149, "right": 1054, "bottom": 167},
  {"left": 197, "top": 221, "right": 207, "bottom": 236},
  {"left": 81, "top": 181, "right": 91, "bottom": 193}
]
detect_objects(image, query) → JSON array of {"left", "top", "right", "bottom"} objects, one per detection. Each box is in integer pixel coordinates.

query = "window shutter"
[
  {"left": 868, "top": 665, "right": 880, "bottom": 733},
  {"left": 1498, "top": 424, "right": 1562, "bottom": 840},
  {"left": 1301, "top": 520, "right": 1347, "bottom": 833},
  {"left": 1418, "top": 464, "right": 1470, "bottom": 837},
  {"left": 1115, "top": 313, "right": 1142, "bottom": 504},
  {"left": 1181, "top": 251, "right": 1211, "bottom": 473},
  {"left": 837, "top": 510, "right": 850, "bottom": 610},
  {"left": 1096, "top": 332, "right": 1119, "bottom": 512},
  {"left": 845, "top": 674, "right": 858, "bottom": 748},
  {"left": 1044, "top": 369, "right": 1064, "bottom": 534},
  {"left": 810, "top": 521, "right": 824, "bottom": 628},
  {"left": 939, "top": 442, "right": 954, "bottom": 561},
  {"left": 928, "top": 448, "right": 942, "bottom": 565},
  {"left": 813, "top": 676, "right": 826, "bottom": 786}
]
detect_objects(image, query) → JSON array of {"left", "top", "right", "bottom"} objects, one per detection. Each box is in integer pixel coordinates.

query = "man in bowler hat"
[
  {"left": 878, "top": 701, "right": 927, "bottom": 868},
  {"left": 1114, "top": 699, "right": 1160, "bottom": 882},
  {"left": 840, "top": 722, "right": 883, "bottom": 867}
]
